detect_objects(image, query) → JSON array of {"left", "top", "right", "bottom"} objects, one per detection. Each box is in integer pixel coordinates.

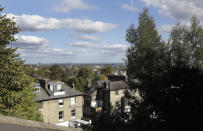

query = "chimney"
[
  {"left": 72, "top": 83, "right": 75, "bottom": 89},
  {"left": 39, "top": 79, "right": 48, "bottom": 89}
]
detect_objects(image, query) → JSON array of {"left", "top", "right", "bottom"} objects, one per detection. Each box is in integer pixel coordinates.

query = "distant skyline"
[{"left": 2, "top": 0, "right": 203, "bottom": 64}]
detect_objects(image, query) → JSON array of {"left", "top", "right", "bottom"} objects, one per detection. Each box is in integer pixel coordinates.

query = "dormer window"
[
  {"left": 47, "top": 82, "right": 65, "bottom": 96},
  {"left": 57, "top": 84, "right": 62, "bottom": 91}
]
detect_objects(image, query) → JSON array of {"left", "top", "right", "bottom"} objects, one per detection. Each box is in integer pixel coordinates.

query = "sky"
[{"left": 1, "top": 0, "right": 203, "bottom": 64}]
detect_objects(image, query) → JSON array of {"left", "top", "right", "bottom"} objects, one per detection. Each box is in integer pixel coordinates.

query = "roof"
[
  {"left": 109, "top": 81, "right": 128, "bottom": 91},
  {"left": 86, "top": 80, "right": 128, "bottom": 95},
  {"left": 35, "top": 82, "right": 84, "bottom": 102},
  {"left": 0, "top": 115, "right": 82, "bottom": 131}
]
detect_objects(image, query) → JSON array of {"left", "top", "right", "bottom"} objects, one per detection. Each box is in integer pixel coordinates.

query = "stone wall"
[{"left": 40, "top": 96, "right": 83, "bottom": 124}]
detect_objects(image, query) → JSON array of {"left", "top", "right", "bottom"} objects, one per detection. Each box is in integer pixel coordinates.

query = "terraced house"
[
  {"left": 34, "top": 80, "right": 84, "bottom": 127},
  {"left": 83, "top": 80, "right": 128, "bottom": 119}
]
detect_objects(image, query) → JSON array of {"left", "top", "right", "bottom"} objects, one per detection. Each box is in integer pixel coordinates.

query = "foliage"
[
  {"left": 49, "top": 64, "right": 64, "bottom": 80},
  {"left": 65, "top": 77, "right": 86, "bottom": 92},
  {"left": 92, "top": 8, "right": 203, "bottom": 131},
  {"left": 101, "top": 66, "right": 114, "bottom": 76},
  {"left": 125, "top": 8, "right": 203, "bottom": 131},
  {"left": 77, "top": 67, "right": 94, "bottom": 80},
  {"left": 0, "top": 8, "right": 42, "bottom": 121},
  {"left": 94, "top": 74, "right": 107, "bottom": 81}
]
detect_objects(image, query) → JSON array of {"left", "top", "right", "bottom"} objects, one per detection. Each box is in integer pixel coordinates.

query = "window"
[
  {"left": 71, "top": 109, "right": 76, "bottom": 118},
  {"left": 59, "top": 111, "right": 64, "bottom": 121},
  {"left": 115, "top": 90, "right": 119, "bottom": 96},
  {"left": 71, "top": 97, "right": 75, "bottom": 105},
  {"left": 57, "top": 84, "right": 62, "bottom": 91},
  {"left": 58, "top": 99, "right": 64, "bottom": 107}
]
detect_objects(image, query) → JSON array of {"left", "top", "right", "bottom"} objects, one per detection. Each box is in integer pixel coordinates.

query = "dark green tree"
[
  {"left": 77, "top": 67, "right": 94, "bottom": 80},
  {"left": 0, "top": 7, "right": 42, "bottom": 121},
  {"left": 49, "top": 64, "right": 64, "bottom": 80},
  {"left": 125, "top": 9, "right": 203, "bottom": 131}
]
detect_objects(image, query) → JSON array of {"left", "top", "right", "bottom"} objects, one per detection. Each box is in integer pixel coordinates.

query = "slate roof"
[
  {"left": 86, "top": 80, "right": 128, "bottom": 95},
  {"left": 35, "top": 82, "right": 84, "bottom": 102},
  {"left": 109, "top": 81, "right": 128, "bottom": 91}
]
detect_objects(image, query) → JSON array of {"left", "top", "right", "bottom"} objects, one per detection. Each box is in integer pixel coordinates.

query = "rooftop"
[{"left": 35, "top": 82, "right": 84, "bottom": 102}]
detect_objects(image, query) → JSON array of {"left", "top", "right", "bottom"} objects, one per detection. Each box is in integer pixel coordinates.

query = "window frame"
[
  {"left": 71, "top": 109, "right": 76, "bottom": 118},
  {"left": 59, "top": 111, "right": 64, "bottom": 121},
  {"left": 71, "top": 97, "right": 76, "bottom": 105},
  {"left": 58, "top": 99, "right": 64, "bottom": 107}
]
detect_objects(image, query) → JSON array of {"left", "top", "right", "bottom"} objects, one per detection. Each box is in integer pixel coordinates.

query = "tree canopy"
[{"left": 0, "top": 7, "right": 42, "bottom": 121}]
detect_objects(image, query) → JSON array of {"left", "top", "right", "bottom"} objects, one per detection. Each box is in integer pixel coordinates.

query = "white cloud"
[
  {"left": 53, "top": 0, "right": 94, "bottom": 13},
  {"left": 121, "top": 4, "right": 138, "bottom": 12},
  {"left": 158, "top": 24, "right": 175, "bottom": 34},
  {"left": 70, "top": 41, "right": 128, "bottom": 54},
  {"left": 11, "top": 35, "right": 85, "bottom": 57},
  {"left": 70, "top": 33, "right": 102, "bottom": 42},
  {"left": 6, "top": 14, "right": 117, "bottom": 33},
  {"left": 141, "top": 0, "right": 203, "bottom": 23}
]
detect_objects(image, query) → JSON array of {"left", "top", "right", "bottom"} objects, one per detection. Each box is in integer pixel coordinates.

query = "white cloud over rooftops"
[{"left": 6, "top": 14, "right": 117, "bottom": 33}]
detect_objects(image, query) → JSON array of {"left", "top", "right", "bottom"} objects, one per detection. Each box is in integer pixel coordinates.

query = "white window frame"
[
  {"left": 71, "top": 97, "right": 75, "bottom": 105},
  {"left": 58, "top": 99, "right": 64, "bottom": 107},
  {"left": 57, "top": 84, "right": 62, "bottom": 91},
  {"left": 59, "top": 111, "right": 64, "bottom": 121}
]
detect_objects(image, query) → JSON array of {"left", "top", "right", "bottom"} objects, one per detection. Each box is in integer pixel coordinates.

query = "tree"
[
  {"left": 0, "top": 7, "right": 42, "bottom": 121},
  {"left": 101, "top": 66, "right": 114, "bottom": 76},
  {"left": 170, "top": 16, "right": 203, "bottom": 68},
  {"left": 125, "top": 9, "right": 203, "bottom": 131},
  {"left": 125, "top": 8, "right": 171, "bottom": 131},
  {"left": 77, "top": 67, "right": 94, "bottom": 80},
  {"left": 49, "top": 64, "right": 64, "bottom": 80},
  {"left": 94, "top": 74, "right": 107, "bottom": 81}
]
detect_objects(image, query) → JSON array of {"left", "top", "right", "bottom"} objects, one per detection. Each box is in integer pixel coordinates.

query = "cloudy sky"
[{"left": 2, "top": 0, "right": 203, "bottom": 64}]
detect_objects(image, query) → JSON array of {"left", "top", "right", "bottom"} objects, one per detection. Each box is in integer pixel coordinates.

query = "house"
[
  {"left": 83, "top": 80, "right": 128, "bottom": 119},
  {"left": 33, "top": 80, "right": 84, "bottom": 127}
]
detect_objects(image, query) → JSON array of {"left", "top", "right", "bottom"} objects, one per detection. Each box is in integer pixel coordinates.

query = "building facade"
[
  {"left": 34, "top": 81, "right": 84, "bottom": 127},
  {"left": 83, "top": 80, "right": 128, "bottom": 119}
]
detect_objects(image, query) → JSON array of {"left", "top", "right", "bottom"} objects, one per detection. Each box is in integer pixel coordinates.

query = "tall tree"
[
  {"left": 0, "top": 7, "right": 42, "bottom": 121},
  {"left": 126, "top": 8, "right": 171, "bottom": 131}
]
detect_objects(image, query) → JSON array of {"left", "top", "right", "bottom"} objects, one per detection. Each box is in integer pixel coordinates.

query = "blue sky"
[{"left": 1, "top": 0, "right": 203, "bottom": 64}]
